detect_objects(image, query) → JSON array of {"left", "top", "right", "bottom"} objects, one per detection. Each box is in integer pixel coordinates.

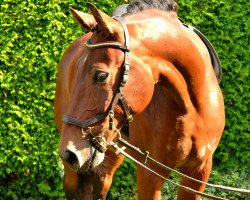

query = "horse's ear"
[
  {"left": 86, "top": 3, "right": 121, "bottom": 37},
  {"left": 69, "top": 7, "right": 96, "bottom": 30}
]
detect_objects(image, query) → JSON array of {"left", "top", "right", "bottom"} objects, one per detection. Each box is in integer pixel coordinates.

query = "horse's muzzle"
[
  {"left": 63, "top": 149, "right": 85, "bottom": 171},
  {"left": 61, "top": 142, "right": 105, "bottom": 172}
]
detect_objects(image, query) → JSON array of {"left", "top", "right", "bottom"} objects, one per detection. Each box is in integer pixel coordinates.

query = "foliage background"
[{"left": 0, "top": 0, "right": 249, "bottom": 199}]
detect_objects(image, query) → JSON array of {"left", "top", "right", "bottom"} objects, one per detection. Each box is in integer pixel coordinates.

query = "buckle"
[{"left": 127, "top": 115, "right": 133, "bottom": 122}]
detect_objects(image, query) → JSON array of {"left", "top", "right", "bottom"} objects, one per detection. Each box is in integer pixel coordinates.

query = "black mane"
[{"left": 126, "top": 0, "right": 178, "bottom": 15}]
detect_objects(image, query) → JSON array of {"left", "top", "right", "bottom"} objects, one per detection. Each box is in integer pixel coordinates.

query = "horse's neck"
[
  {"left": 129, "top": 13, "right": 224, "bottom": 150},
  {"left": 129, "top": 15, "right": 209, "bottom": 114}
]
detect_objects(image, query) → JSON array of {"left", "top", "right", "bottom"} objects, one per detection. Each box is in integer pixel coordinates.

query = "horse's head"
[{"left": 58, "top": 3, "right": 155, "bottom": 172}]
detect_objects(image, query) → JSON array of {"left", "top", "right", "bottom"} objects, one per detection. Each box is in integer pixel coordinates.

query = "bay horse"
[{"left": 54, "top": 0, "right": 225, "bottom": 199}]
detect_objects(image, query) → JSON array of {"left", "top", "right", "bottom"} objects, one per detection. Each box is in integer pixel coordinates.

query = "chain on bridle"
[{"left": 62, "top": 16, "right": 132, "bottom": 153}]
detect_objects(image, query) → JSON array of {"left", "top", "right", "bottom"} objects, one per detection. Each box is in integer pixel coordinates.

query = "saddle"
[{"left": 181, "top": 21, "right": 222, "bottom": 83}]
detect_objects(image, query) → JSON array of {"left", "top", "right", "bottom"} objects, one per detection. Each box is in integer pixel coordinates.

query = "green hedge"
[{"left": 0, "top": 0, "right": 249, "bottom": 199}]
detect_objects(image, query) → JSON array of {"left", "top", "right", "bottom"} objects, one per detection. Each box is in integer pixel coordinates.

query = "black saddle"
[{"left": 181, "top": 22, "right": 222, "bottom": 83}]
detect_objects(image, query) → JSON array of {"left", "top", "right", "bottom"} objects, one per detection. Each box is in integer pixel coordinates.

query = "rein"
[
  {"left": 111, "top": 142, "right": 226, "bottom": 200},
  {"left": 62, "top": 16, "right": 250, "bottom": 199},
  {"left": 111, "top": 137, "right": 250, "bottom": 199}
]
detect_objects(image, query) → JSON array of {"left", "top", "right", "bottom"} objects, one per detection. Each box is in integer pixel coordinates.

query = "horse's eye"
[{"left": 93, "top": 71, "right": 109, "bottom": 83}]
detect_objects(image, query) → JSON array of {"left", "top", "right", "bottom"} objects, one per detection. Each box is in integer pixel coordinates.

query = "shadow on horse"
[{"left": 54, "top": 0, "right": 225, "bottom": 199}]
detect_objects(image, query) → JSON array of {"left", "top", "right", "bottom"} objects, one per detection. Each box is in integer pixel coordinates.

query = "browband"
[{"left": 85, "top": 39, "right": 130, "bottom": 52}]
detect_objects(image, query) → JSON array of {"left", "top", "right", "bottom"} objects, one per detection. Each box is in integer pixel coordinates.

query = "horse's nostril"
[{"left": 64, "top": 150, "right": 79, "bottom": 168}]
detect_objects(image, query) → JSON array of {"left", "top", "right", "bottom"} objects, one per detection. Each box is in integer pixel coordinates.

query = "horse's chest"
[{"left": 130, "top": 113, "right": 194, "bottom": 166}]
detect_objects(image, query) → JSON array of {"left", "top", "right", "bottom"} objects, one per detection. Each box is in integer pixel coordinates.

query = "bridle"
[{"left": 62, "top": 16, "right": 133, "bottom": 152}]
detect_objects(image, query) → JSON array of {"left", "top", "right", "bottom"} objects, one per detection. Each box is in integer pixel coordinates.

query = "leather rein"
[{"left": 62, "top": 16, "right": 133, "bottom": 152}]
